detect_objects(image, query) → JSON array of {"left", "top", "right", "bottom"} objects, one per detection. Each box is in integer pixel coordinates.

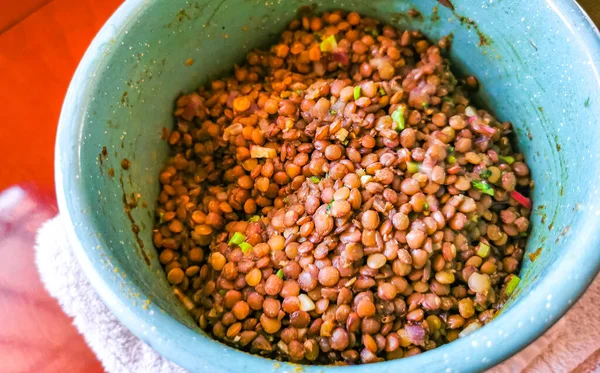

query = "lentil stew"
[{"left": 152, "top": 10, "right": 532, "bottom": 365}]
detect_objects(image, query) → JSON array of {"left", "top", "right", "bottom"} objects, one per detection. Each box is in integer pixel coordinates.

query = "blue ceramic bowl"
[{"left": 56, "top": 1, "right": 600, "bottom": 372}]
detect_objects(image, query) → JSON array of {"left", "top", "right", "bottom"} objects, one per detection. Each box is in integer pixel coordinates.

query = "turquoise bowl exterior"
[{"left": 56, "top": 1, "right": 600, "bottom": 372}]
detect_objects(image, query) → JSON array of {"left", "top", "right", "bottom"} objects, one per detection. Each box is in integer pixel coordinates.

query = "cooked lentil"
[{"left": 153, "top": 10, "right": 532, "bottom": 365}]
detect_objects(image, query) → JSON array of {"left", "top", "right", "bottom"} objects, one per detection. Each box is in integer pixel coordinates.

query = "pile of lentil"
[{"left": 153, "top": 10, "right": 533, "bottom": 365}]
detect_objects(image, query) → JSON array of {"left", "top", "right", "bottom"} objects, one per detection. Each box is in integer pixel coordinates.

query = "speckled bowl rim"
[{"left": 56, "top": 1, "right": 600, "bottom": 372}]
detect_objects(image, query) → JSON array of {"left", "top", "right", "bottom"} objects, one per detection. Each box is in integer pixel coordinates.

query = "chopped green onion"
[
  {"left": 446, "top": 155, "right": 457, "bottom": 164},
  {"left": 378, "top": 87, "right": 386, "bottom": 96},
  {"left": 310, "top": 176, "right": 321, "bottom": 183},
  {"left": 391, "top": 106, "right": 405, "bottom": 131},
  {"left": 353, "top": 86, "right": 361, "bottom": 100},
  {"left": 364, "top": 27, "right": 379, "bottom": 36},
  {"left": 407, "top": 161, "right": 420, "bottom": 174},
  {"left": 499, "top": 155, "right": 515, "bottom": 164},
  {"left": 329, "top": 109, "right": 337, "bottom": 115},
  {"left": 229, "top": 232, "right": 246, "bottom": 246},
  {"left": 475, "top": 304, "right": 485, "bottom": 312},
  {"left": 327, "top": 200, "right": 334, "bottom": 212},
  {"left": 447, "top": 146, "right": 455, "bottom": 153},
  {"left": 239, "top": 241, "right": 253, "bottom": 254},
  {"left": 248, "top": 215, "right": 260, "bottom": 222},
  {"left": 422, "top": 102, "right": 429, "bottom": 108},
  {"left": 480, "top": 169, "right": 492, "bottom": 179},
  {"left": 476, "top": 242, "right": 490, "bottom": 258},
  {"left": 471, "top": 180, "right": 495, "bottom": 196},
  {"left": 505, "top": 275, "right": 520, "bottom": 295},
  {"left": 319, "top": 34, "right": 337, "bottom": 52},
  {"left": 219, "top": 289, "right": 226, "bottom": 296},
  {"left": 424, "top": 202, "right": 429, "bottom": 211},
  {"left": 276, "top": 269, "right": 284, "bottom": 279}
]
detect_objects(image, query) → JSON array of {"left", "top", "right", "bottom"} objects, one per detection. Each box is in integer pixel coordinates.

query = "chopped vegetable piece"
[
  {"left": 229, "top": 232, "right": 246, "bottom": 246},
  {"left": 378, "top": 87, "right": 386, "bottom": 96},
  {"left": 239, "top": 242, "right": 253, "bottom": 253},
  {"left": 422, "top": 102, "right": 429, "bottom": 108},
  {"left": 248, "top": 215, "right": 261, "bottom": 222},
  {"left": 219, "top": 289, "right": 226, "bottom": 296},
  {"left": 447, "top": 146, "right": 455, "bottom": 153},
  {"left": 510, "top": 190, "right": 532, "bottom": 209},
  {"left": 327, "top": 200, "right": 334, "bottom": 212},
  {"left": 505, "top": 275, "right": 520, "bottom": 295},
  {"left": 391, "top": 106, "right": 405, "bottom": 131},
  {"left": 320, "top": 34, "right": 338, "bottom": 52},
  {"left": 295, "top": 89, "right": 304, "bottom": 95},
  {"left": 250, "top": 145, "right": 277, "bottom": 158},
  {"left": 364, "top": 27, "right": 380, "bottom": 36},
  {"left": 471, "top": 180, "right": 495, "bottom": 196},
  {"left": 310, "top": 176, "right": 321, "bottom": 183},
  {"left": 424, "top": 202, "right": 429, "bottom": 211},
  {"left": 446, "top": 155, "right": 457, "bottom": 164},
  {"left": 476, "top": 242, "right": 490, "bottom": 258},
  {"left": 158, "top": 212, "right": 165, "bottom": 224},
  {"left": 335, "top": 128, "right": 349, "bottom": 142},
  {"left": 499, "top": 155, "right": 515, "bottom": 164},
  {"left": 329, "top": 109, "right": 337, "bottom": 115},
  {"left": 353, "top": 86, "right": 361, "bottom": 100},
  {"left": 480, "top": 169, "right": 492, "bottom": 178},
  {"left": 276, "top": 269, "right": 284, "bottom": 279},
  {"left": 407, "top": 161, "right": 420, "bottom": 174}
]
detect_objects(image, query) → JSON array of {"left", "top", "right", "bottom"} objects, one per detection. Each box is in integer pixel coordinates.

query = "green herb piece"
[
  {"left": 471, "top": 180, "right": 495, "bottom": 196},
  {"left": 219, "top": 289, "right": 226, "bottom": 296},
  {"left": 446, "top": 155, "right": 457, "bottom": 164},
  {"left": 476, "top": 242, "right": 490, "bottom": 258},
  {"left": 310, "top": 176, "right": 321, "bottom": 183},
  {"left": 364, "top": 27, "right": 380, "bottom": 36},
  {"left": 320, "top": 34, "right": 337, "bottom": 52},
  {"left": 239, "top": 242, "right": 253, "bottom": 254},
  {"left": 353, "top": 86, "right": 361, "bottom": 100},
  {"left": 378, "top": 87, "right": 386, "bottom": 96},
  {"left": 276, "top": 269, "right": 284, "bottom": 279},
  {"left": 447, "top": 146, "right": 455, "bottom": 153},
  {"left": 505, "top": 275, "right": 520, "bottom": 295},
  {"left": 424, "top": 202, "right": 429, "bottom": 211},
  {"left": 329, "top": 109, "right": 337, "bottom": 115},
  {"left": 327, "top": 200, "right": 334, "bottom": 212},
  {"left": 228, "top": 232, "right": 246, "bottom": 246},
  {"left": 475, "top": 304, "right": 485, "bottom": 312},
  {"left": 295, "top": 89, "right": 304, "bottom": 95},
  {"left": 422, "top": 102, "right": 429, "bottom": 108},
  {"left": 480, "top": 169, "right": 492, "bottom": 179},
  {"left": 158, "top": 212, "right": 165, "bottom": 224},
  {"left": 391, "top": 106, "right": 405, "bottom": 131},
  {"left": 248, "top": 215, "right": 261, "bottom": 222},
  {"left": 499, "top": 155, "right": 515, "bottom": 164},
  {"left": 407, "top": 161, "right": 420, "bottom": 174}
]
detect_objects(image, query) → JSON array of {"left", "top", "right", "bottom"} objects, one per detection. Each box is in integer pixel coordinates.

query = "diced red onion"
[
  {"left": 405, "top": 324, "right": 426, "bottom": 346},
  {"left": 510, "top": 191, "right": 532, "bottom": 209},
  {"left": 332, "top": 49, "right": 349, "bottom": 65},
  {"left": 227, "top": 91, "right": 240, "bottom": 108}
]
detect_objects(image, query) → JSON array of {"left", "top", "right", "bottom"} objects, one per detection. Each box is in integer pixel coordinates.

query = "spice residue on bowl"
[{"left": 151, "top": 10, "right": 532, "bottom": 364}]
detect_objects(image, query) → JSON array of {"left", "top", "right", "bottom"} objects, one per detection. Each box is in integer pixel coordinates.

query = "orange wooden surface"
[
  {"left": 0, "top": 0, "right": 122, "bottom": 196},
  {"left": 0, "top": 1, "right": 121, "bottom": 372}
]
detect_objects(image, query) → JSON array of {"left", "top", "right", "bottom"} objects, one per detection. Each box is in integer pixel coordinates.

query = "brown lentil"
[{"left": 155, "top": 10, "right": 532, "bottom": 365}]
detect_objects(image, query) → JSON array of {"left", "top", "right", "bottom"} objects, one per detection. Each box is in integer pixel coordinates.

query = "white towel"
[{"left": 35, "top": 216, "right": 600, "bottom": 373}]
